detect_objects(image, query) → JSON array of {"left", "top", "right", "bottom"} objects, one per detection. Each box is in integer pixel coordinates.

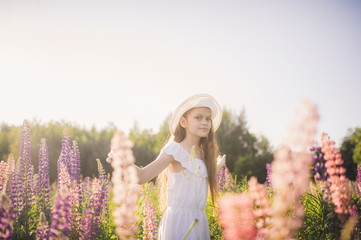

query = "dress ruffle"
[{"left": 161, "top": 141, "right": 208, "bottom": 179}]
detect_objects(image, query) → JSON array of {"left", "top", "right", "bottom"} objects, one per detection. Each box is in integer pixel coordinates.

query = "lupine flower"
[
  {"left": 142, "top": 196, "right": 158, "bottom": 240},
  {"left": 82, "top": 177, "right": 92, "bottom": 206},
  {"left": 58, "top": 163, "right": 70, "bottom": 193},
  {"left": 269, "top": 99, "right": 319, "bottom": 240},
  {"left": 0, "top": 194, "right": 14, "bottom": 239},
  {"left": 69, "top": 181, "right": 81, "bottom": 240},
  {"left": 110, "top": 132, "right": 140, "bottom": 240},
  {"left": 5, "top": 154, "right": 15, "bottom": 196},
  {"left": 69, "top": 140, "right": 81, "bottom": 239},
  {"left": 265, "top": 163, "right": 272, "bottom": 190},
  {"left": 218, "top": 193, "right": 257, "bottom": 240},
  {"left": 19, "top": 120, "right": 35, "bottom": 207},
  {"left": 7, "top": 154, "right": 15, "bottom": 175},
  {"left": 79, "top": 178, "right": 103, "bottom": 240},
  {"left": 248, "top": 177, "right": 271, "bottom": 238},
  {"left": 350, "top": 205, "right": 360, "bottom": 238},
  {"left": 36, "top": 211, "right": 49, "bottom": 240},
  {"left": 97, "top": 159, "right": 106, "bottom": 182},
  {"left": 310, "top": 147, "right": 329, "bottom": 183},
  {"left": 70, "top": 140, "right": 81, "bottom": 186},
  {"left": 10, "top": 161, "right": 24, "bottom": 220},
  {"left": 58, "top": 128, "right": 71, "bottom": 188},
  {"left": 96, "top": 159, "right": 109, "bottom": 227},
  {"left": 217, "top": 166, "right": 233, "bottom": 192},
  {"left": 37, "top": 138, "right": 51, "bottom": 218},
  {"left": 0, "top": 161, "right": 10, "bottom": 194},
  {"left": 357, "top": 165, "right": 361, "bottom": 193},
  {"left": 49, "top": 189, "right": 71, "bottom": 239},
  {"left": 321, "top": 133, "right": 352, "bottom": 222}
]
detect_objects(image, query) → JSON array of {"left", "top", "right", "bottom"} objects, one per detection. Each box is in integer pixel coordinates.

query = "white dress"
[{"left": 158, "top": 141, "right": 211, "bottom": 240}]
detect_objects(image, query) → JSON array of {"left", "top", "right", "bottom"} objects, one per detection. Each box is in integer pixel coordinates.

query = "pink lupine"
[
  {"left": 37, "top": 138, "right": 51, "bottom": 218},
  {"left": 58, "top": 162, "right": 70, "bottom": 192},
  {"left": 248, "top": 177, "right": 271, "bottom": 238},
  {"left": 0, "top": 161, "right": 9, "bottom": 194},
  {"left": 142, "top": 196, "right": 158, "bottom": 240},
  {"left": 69, "top": 181, "right": 81, "bottom": 239},
  {"left": 110, "top": 132, "right": 140, "bottom": 240},
  {"left": 321, "top": 133, "right": 352, "bottom": 222},
  {"left": 7, "top": 154, "right": 15, "bottom": 175},
  {"left": 218, "top": 193, "right": 257, "bottom": 240},
  {"left": 269, "top": 99, "right": 319, "bottom": 239}
]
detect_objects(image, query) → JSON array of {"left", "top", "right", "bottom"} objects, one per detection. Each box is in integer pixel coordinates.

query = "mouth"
[{"left": 200, "top": 128, "right": 209, "bottom": 131}]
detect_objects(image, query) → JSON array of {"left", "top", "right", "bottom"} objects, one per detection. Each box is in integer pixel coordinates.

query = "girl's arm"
[
  {"left": 107, "top": 150, "right": 174, "bottom": 185},
  {"left": 133, "top": 151, "right": 174, "bottom": 184}
]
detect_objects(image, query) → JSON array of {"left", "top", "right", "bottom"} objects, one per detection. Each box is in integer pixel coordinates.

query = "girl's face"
[{"left": 180, "top": 107, "right": 212, "bottom": 138}]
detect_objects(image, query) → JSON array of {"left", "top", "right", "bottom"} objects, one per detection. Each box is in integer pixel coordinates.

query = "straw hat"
[{"left": 170, "top": 94, "right": 222, "bottom": 135}]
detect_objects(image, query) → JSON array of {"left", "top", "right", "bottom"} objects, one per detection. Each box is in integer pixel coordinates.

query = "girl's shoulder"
[{"left": 161, "top": 141, "right": 207, "bottom": 178}]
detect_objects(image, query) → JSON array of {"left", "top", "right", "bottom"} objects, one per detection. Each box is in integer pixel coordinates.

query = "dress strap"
[{"left": 161, "top": 141, "right": 208, "bottom": 178}]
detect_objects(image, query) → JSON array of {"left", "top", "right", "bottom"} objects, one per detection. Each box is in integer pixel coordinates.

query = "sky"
[{"left": 1, "top": 1, "right": 360, "bottom": 149}]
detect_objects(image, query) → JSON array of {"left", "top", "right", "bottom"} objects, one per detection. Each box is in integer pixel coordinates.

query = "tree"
[
  {"left": 128, "top": 122, "right": 158, "bottom": 168},
  {"left": 216, "top": 108, "right": 273, "bottom": 183},
  {"left": 340, "top": 128, "right": 361, "bottom": 181}
]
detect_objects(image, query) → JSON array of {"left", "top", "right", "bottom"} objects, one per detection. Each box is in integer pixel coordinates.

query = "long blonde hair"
[{"left": 157, "top": 108, "right": 219, "bottom": 213}]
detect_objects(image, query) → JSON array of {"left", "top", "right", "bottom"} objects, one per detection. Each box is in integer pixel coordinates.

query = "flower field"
[{"left": 1, "top": 100, "right": 361, "bottom": 239}]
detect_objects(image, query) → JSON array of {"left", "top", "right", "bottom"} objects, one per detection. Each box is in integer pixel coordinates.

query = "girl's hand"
[
  {"left": 217, "top": 154, "right": 226, "bottom": 169},
  {"left": 106, "top": 149, "right": 114, "bottom": 163}
]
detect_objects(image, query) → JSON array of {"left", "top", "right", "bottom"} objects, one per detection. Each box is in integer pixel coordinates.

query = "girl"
[{"left": 109, "top": 94, "right": 225, "bottom": 239}]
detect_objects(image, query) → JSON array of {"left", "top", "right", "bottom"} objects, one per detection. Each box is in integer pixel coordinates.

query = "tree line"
[{"left": 0, "top": 110, "right": 360, "bottom": 184}]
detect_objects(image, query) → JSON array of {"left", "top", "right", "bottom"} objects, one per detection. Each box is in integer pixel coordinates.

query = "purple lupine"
[
  {"left": 357, "top": 165, "right": 361, "bottom": 191},
  {"left": 217, "top": 166, "right": 225, "bottom": 192},
  {"left": 10, "top": 161, "right": 24, "bottom": 220},
  {"left": 58, "top": 128, "right": 71, "bottom": 188},
  {"left": 310, "top": 146, "right": 329, "bottom": 183},
  {"left": 0, "top": 194, "right": 14, "bottom": 239},
  {"left": 96, "top": 159, "right": 109, "bottom": 227},
  {"left": 49, "top": 189, "right": 71, "bottom": 239},
  {"left": 36, "top": 211, "right": 49, "bottom": 240},
  {"left": 217, "top": 166, "right": 233, "bottom": 192},
  {"left": 68, "top": 143, "right": 81, "bottom": 239},
  {"left": 70, "top": 140, "right": 81, "bottom": 185},
  {"left": 19, "top": 120, "right": 35, "bottom": 208},
  {"left": 265, "top": 163, "right": 272, "bottom": 189},
  {"left": 82, "top": 177, "right": 92, "bottom": 206},
  {"left": 350, "top": 205, "right": 360, "bottom": 238},
  {"left": 79, "top": 178, "right": 103, "bottom": 239},
  {"left": 70, "top": 140, "right": 82, "bottom": 207},
  {"left": 37, "top": 138, "right": 51, "bottom": 219}
]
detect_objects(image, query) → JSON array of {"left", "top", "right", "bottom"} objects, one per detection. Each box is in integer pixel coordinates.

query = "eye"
[
  {"left": 206, "top": 118, "right": 212, "bottom": 122},
  {"left": 195, "top": 116, "right": 201, "bottom": 120}
]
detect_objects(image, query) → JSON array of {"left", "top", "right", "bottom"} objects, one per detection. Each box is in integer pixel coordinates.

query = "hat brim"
[{"left": 170, "top": 94, "right": 222, "bottom": 135}]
